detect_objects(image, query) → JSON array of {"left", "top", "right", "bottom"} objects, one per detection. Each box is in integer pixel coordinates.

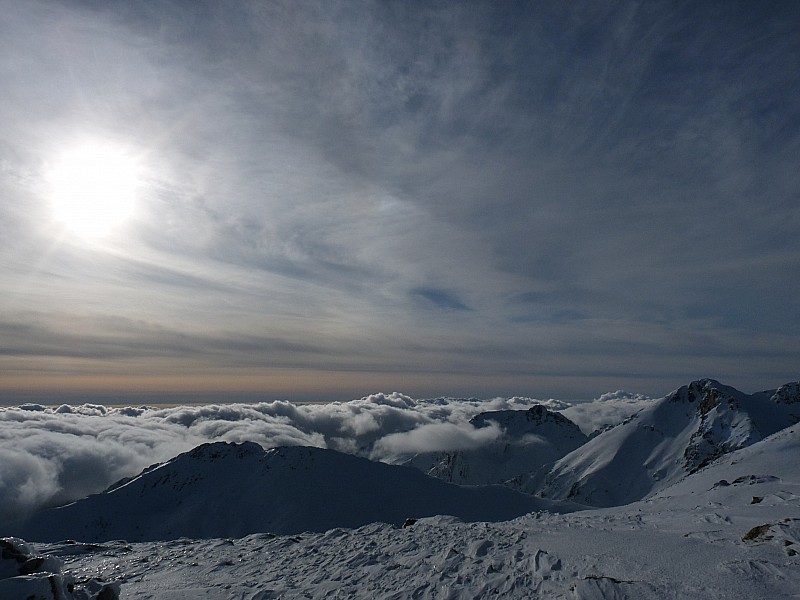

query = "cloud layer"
[{"left": 3, "top": 393, "right": 582, "bottom": 522}]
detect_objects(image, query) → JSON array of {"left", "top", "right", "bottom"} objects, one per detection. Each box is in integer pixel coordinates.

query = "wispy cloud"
[{"left": 0, "top": 0, "right": 798, "bottom": 400}]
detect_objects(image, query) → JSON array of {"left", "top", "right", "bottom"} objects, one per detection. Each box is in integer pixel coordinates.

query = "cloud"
[
  {"left": 411, "top": 287, "right": 472, "bottom": 311},
  {"left": 371, "top": 421, "right": 503, "bottom": 458},
  {"left": 0, "top": 393, "right": 557, "bottom": 523},
  {"left": 560, "top": 392, "right": 654, "bottom": 435},
  {"left": 0, "top": 406, "right": 199, "bottom": 523}
]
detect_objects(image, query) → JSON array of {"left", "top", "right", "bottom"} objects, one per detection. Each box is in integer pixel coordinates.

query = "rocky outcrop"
[
  {"left": 771, "top": 382, "right": 800, "bottom": 406},
  {"left": 674, "top": 380, "right": 761, "bottom": 472}
]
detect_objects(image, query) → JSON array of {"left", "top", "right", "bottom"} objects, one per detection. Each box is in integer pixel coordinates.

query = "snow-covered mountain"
[
  {"left": 14, "top": 421, "right": 800, "bottom": 599},
  {"left": 404, "top": 405, "right": 587, "bottom": 485},
  {"left": 523, "top": 379, "right": 800, "bottom": 507},
  {"left": 12, "top": 442, "right": 580, "bottom": 543}
]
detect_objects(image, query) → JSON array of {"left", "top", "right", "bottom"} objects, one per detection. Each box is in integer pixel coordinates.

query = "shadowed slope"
[{"left": 14, "top": 442, "right": 580, "bottom": 542}]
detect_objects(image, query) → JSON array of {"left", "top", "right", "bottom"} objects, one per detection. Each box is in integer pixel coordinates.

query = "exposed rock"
[{"left": 771, "top": 382, "right": 800, "bottom": 405}]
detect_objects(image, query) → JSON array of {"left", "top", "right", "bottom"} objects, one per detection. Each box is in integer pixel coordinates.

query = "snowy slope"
[
  {"left": 12, "top": 442, "right": 579, "bottom": 542},
  {"left": 404, "top": 405, "right": 587, "bottom": 485},
  {"left": 524, "top": 379, "right": 800, "bottom": 507},
  {"left": 22, "top": 424, "right": 800, "bottom": 599}
]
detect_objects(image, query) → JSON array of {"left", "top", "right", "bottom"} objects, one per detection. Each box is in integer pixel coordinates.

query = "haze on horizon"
[{"left": 1, "top": 0, "right": 799, "bottom": 404}]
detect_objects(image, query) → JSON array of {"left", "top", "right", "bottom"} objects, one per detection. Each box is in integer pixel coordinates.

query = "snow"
[
  {"left": 15, "top": 424, "right": 800, "bottom": 598},
  {"left": 3, "top": 379, "right": 800, "bottom": 598},
  {"left": 524, "top": 379, "right": 799, "bottom": 507},
  {"left": 0, "top": 536, "right": 120, "bottom": 600},
  {"left": 10, "top": 443, "right": 579, "bottom": 543},
  {"left": 401, "top": 405, "right": 587, "bottom": 486}
]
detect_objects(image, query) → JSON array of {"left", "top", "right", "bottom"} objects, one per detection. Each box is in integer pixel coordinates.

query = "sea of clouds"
[{"left": 0, "top": 391, "right": 652, "bottom": 523}]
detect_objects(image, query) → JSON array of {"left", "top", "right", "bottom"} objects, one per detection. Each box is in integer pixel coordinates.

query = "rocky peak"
[
  {"left": 0, "top": 537, "right": 119, "bottom": 599},
  {"left": 187, "top": 441, "right": 263, "bottom": 461},
  {"left": 666, "top": 379, "right": 743, "bottom": 417},
  {"left": 469, "top": 405, "right": 582, "bottom": 435},
  {"left": 525, "top": 405, "right": 576, "bottom": 426},
  {"left": 667, "top": 378, "right": 718, "bottom": 402},
  {"left": 771, "top": 382, "right": 800, "bottom": 405}
]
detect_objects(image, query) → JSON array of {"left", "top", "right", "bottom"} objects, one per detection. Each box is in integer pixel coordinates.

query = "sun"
[{"left": 49, "top": 141, "right": 139, "bottom": 239}]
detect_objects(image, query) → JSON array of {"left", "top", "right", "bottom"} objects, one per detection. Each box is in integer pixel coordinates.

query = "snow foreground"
[{"left": 10, "top": 423, "right": 800, "bottom": 599}]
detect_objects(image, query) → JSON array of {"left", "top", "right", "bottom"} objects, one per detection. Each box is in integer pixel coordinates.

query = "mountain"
[
  {"left": 522, "top": 379, "right": 800, "bottom": 507},
  {"left": 404, "top": 405, "right": 587, "bottom": 486},
  {"left": 13, "top": 442, "right": 580, "bottom": 542},
  {"left": 18, "top": 423, "right": 800, "bottom": 599}
]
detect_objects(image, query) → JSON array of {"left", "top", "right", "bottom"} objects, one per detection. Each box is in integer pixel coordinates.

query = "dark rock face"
[
  {"left": 772, "top": 382, "right": 800, "bottom": 405},
  {"left": 679, "top": 382, "right": 758, "bottom": 472},
  {"left": 469, "top": 405, "right": 582, "bottom": 433}
]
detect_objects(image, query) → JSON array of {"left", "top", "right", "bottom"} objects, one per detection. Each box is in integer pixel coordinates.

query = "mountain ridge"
[
  {"left": 521, "top": 378, "right": 799, "bottom": 507},
  {"left": 12, "top": 442, "right": 581, "bottom": 543}
]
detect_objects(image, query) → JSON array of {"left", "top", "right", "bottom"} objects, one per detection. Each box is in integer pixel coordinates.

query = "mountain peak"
[
  {"left": 666, "top": 379, "right": 745, "bottom": 415},
  {"left": 771, "top": 382, "right": 800, "bottom": 406},
  {"left": 186, "top": 441, "right": 264, "bottom": 461},
  {"left": 469, "top": 404, "right": 582, "bottom": 434}
]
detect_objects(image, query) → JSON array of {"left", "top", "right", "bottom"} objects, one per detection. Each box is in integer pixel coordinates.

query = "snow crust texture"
[{"left": 0, "top": 537, "right": 120, "bottom": 600}]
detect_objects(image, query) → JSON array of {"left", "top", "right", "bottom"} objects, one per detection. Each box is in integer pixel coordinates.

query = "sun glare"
[{"left": 49, "top": 142, "right": 139, "bottom": 239}]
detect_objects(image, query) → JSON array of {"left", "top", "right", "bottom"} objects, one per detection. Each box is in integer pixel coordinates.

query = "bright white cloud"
[
  {"left": 560, "top": 392, "right": 654, "bottom": 435},
  {"left": 371, "top": 421, "right": 504, "bottom": 458}
]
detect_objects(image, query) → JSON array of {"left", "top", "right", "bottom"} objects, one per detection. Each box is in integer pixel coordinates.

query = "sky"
[{"left": 1, "top": 0, "right": 799, "bottom": 404}]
